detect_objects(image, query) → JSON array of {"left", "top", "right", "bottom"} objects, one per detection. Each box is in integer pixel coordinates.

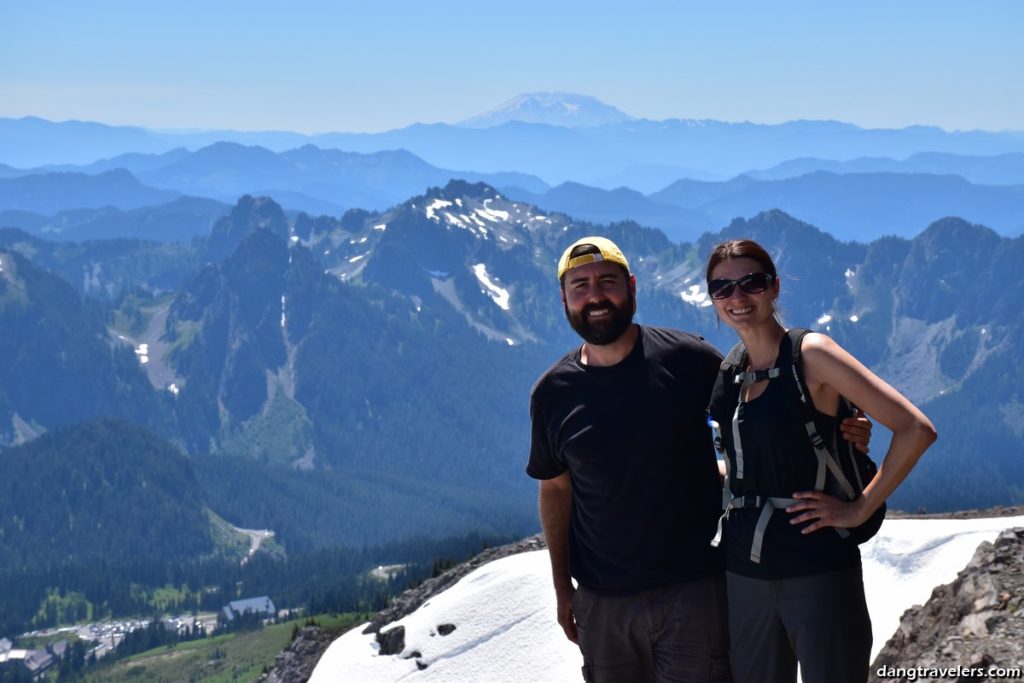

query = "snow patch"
[
  {"left": 849, "top": 315, "right": 860, "bottom": 323},
  {"left": 472, "top": 264, "right": 510, "bottom": 311},
  {"left": 349, "top": 254, "right": 367, "bottom": 263},
  {"left": 680, "top": 285, "right": 712, "bottom": 308},
  {"left": 426, "top": 199, "right": 453, "bottom": 222},
  {"left": 310, "top": 552, "right": 581, "bottom": 682},
  {"left": 373, "top": 223, "right": 387, "bottom": 231},
  {"left": 370, "top": 564, "right": 408, "bottom": 581},
  {"left": 167, "top": 383, "right": 179, "bottom": 396},
  {"left": 817, "top": 314, "right": 832, "bottom": 325},
  {"left": 476, "top": 207, "right": 509, "bottom": 222},
  {"left": 444, "top": 212, "right": 474, "bottom": 231}
]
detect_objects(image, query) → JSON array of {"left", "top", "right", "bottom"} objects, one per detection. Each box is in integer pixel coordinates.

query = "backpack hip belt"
[{"left": 711, "top": 494, "right": 801, "bottom": 564}]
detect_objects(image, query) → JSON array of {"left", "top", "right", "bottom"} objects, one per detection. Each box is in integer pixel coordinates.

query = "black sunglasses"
[{"left": 707, "top": 272, "right": 775, "bottom": 300}]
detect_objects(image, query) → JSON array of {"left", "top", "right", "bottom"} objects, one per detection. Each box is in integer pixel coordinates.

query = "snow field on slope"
[{"left": 312, "top": 515, "right": 1024, "bottom": 682}]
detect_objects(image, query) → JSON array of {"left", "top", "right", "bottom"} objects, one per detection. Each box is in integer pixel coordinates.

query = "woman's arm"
[{"left": 786, "top": 333, "right": 937, "bottom": 533}]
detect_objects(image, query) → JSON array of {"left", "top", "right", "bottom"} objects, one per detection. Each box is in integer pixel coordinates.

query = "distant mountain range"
[
  {"left": 0, "top": 196, "right": 228, "bottom": 242},
  {"left": 5, "top": 94, "right": 1024, "bottom": 184},
  {"left": 747, "top": 151, "right": 1024, "bottom": 185},
  {"left": 506, "top": 171, "right": 1024, "bottom": 241},
  {"left": 0, "top": 168, "right": 179, "bottom": 214},
  {"left": 3, "top": 144, "right": 1022, "bottom": 243},
  {"left": 0, "top": 143, "right": 548, "bottom": 217}
]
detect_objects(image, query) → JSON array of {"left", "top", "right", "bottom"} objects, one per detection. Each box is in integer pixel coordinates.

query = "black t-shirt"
[{"left": 527, "top": 325, "right": 724, "bottom": 594}]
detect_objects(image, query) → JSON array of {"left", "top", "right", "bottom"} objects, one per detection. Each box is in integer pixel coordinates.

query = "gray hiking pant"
[
  {"left": 725, "top": 565, "right": 871, "bottom": 683},
  {"left": 572, "top": 574, "right": 732, "bottom": 683}
]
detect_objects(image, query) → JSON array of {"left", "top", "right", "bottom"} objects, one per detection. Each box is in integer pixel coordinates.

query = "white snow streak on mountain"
[
  {"left": 311, "top": 515, "right": 1024, "bottom": 683},
  {"left": 680, "top": 284, "right": 712, "bottom": 308},
  {"left": 472, "top": 264, "right": 510, "bottom": 311},
  {"left": 425, "top": 199, "right": 452, "bottom": 221}
]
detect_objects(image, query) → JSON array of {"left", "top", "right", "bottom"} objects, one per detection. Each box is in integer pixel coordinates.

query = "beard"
[{"left": 564, "top": 291, "right": 635, "bottom": 346}]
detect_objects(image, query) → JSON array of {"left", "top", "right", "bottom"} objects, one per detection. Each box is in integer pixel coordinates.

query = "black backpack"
[{"left": 706, "top": 328, "right": 885, "bottom": 563}]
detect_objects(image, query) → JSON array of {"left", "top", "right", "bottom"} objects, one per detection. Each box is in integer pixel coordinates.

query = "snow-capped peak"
[{"left": 458, "top": 92, "right": 635, "bottom": 129}]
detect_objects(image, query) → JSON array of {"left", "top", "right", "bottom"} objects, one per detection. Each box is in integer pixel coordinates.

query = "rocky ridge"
[{"left": 870, "top": 527, "right": 1024, "bottom": 681}]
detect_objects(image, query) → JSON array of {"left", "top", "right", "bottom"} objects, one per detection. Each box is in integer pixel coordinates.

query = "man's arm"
[
  {"left": 840, "top": 410, "right": 873, "bottom": 453},
  {"left": 539, "top": 472, "right": 576, "bottom": 643}
]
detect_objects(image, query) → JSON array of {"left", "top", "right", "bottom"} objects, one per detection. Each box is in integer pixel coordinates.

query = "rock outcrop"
[
  {"left": 870, "top": 527, "right": 1024, "bottom": 682},
  {"left": 258, "top": 626, "right": 338, "bottom": 683}
]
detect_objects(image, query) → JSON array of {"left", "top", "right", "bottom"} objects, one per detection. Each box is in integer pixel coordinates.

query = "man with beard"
[{"left": 527, "top": 236, "right": 731, "bottom": 682}]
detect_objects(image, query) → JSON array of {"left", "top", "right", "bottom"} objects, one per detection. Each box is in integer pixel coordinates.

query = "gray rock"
[
  {"left": 870, "top": 527, "right": 1024, "bottom": 682},
  {"left": 377, "top": 625, "right": 405, "bottom": 656},
  {"left": 258, "top": 626, "right": 337, "bottom": 683}
]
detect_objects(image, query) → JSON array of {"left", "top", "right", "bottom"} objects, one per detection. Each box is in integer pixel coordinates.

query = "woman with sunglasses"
[{"left": 704, "top": 239, "right": 936, "bottom": 683}]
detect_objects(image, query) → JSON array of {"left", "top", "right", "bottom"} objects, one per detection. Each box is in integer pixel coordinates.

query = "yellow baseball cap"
[{"left": 557, "top": 236, "right": 631, "bottom": 281}]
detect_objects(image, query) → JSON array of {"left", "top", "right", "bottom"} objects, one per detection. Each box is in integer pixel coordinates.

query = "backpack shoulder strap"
[
  {"left": 708, "top": 342, "right": 747, "bottom": 418},
  {"left": 784, "top": 328, "right": 857, "bottom": 502},
  {"left": 785, "top": 327, "right": 814, "bottom": 409},
  {"left": 722, "top": 341, "right": 747, "bottom": 371}
]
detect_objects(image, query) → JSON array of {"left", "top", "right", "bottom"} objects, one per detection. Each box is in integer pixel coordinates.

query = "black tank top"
[{"left": 723, "top": 370, "right": 861, "bottom": 579}]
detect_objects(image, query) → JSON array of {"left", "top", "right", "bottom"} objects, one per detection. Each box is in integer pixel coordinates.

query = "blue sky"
[{"left": 1, "top": 1, "right": 1021, "bottom": 133}]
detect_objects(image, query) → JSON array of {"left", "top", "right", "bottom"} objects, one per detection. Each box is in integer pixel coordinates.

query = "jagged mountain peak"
[
  {"left": 227, "top": 194, "right": 288, "bottom": 226},
  {"left": 458, "top": 92, "right": 635, "bottom": 129},
  {"left": 207, "top": 195, "right": 289, "bottom": 260},
  {"left": 427, "top": 179, "right": 502, "bottom": 202}
]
